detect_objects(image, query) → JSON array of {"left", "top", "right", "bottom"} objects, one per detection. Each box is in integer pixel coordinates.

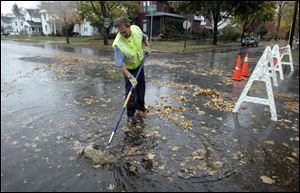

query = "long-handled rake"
[{"left": 108, "top": 55, "right": 148, "bottom": 145}]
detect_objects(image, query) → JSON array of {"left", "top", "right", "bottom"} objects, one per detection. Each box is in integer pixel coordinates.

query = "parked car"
[{"left": 242, "top": 36, "right": 259, "bottom": 47}]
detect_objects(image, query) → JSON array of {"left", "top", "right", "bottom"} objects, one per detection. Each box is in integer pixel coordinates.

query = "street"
[{"left": 1, "top": 41, "right": 299, "bottom": 191}]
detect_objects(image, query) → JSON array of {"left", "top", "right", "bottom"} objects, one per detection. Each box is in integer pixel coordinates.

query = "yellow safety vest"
[{"left": 112, "top": 25, "right": 144, "bottom": 70}]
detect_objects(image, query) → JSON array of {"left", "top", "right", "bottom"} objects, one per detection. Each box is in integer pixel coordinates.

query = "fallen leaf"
[
  {"left": 292, "top": 152, "right": 298, "bottom": 158},
  {"left": 107, "top": 184, "right": 115, "bottom": 190},
  {"left": 158, "top": 165, "right": 165, "bottom": 170},
  {"left": 171, "top": 146, "right": 179, "bottom": 152},
  {"left": 260, "top": 176, "right": 275, "bottom": 184},
  {"left": 146, "top": 153, "right": 155, "bottom": 160},
  {"left": 264, "top": 140, "right": 275, "bottom": 145},
  {"left": 69, "top": 156, "right": 77, "bottom": 161},
  {"left": 181, "top": 121, "right": 193, "bottom": 130},
  {"left": 282, "top": 143, "right": 289, "bottom": 147},
  {"left": 286, "top": 157, "right": 297, "bottom": 163},
  {"left": 290, "top": 137, "right": 299, "bottom": 142},
  {"left": 93, "top": 165, "right": 102, "bottom": 169}
]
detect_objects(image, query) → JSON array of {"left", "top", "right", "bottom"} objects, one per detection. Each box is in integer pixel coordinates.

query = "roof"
[
  {"left": 26, "top": 9, "right": 41, "bottom": 18},
  {"left": 14, "top": 14, "right": 25, "bottom": 18},
  {"left": 4, "top": 26, "right": 13, "bottom": 30},
  {"left": 145, "top": 12, "right": 184, "bottom": 19},
  {"left": 203, "top": 19, "right": 213, "bottom": 30},
  {"left": 1, "top": 16, "right": 14, "bottom": 23},
  {"left": 25, "top": 21, "right": 42, "bottom": 27}
]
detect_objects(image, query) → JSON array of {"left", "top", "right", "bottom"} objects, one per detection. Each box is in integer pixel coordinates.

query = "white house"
[
  {"left": 1, "top": 16, "right": 14, "bottom": 34},
  {"left": 23, "top": 9, "right": 42, "bottom": 35},
  {"left": 1, "top": 15, "right": 25, "bottom": 35},
  {"left": 73, "top": 19, "right": 99, "bottom": 36},
  {"left": 24, "top": 9, "right": 41, "bottom": 23},
  {"left": 39, "top": 9, "right": 62, "bottom": 36},
  {"left": 11, "top": 15, "right": 25, "bottom": 35}
]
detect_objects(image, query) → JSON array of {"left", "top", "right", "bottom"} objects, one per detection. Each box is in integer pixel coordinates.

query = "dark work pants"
[{"left": 125, "top": 65, "right": 146, "bottom": 117}]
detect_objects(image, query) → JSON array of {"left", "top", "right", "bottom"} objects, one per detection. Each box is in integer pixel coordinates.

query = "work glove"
[
  {"left": 144, "top": 46, "right": 152, "bottom": 55},
  {"left": 128, "top": 74, "right": 138, "bottom": 88}
]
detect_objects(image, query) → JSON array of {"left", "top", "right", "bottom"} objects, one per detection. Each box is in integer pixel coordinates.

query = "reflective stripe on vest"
[{"left": 112, "top": 25, "right": 144, "bottom": 69}]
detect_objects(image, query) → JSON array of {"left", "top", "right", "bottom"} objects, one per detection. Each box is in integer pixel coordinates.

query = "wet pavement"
[{"left": 1, "top": 41, "right": 299, "bottom": 192}]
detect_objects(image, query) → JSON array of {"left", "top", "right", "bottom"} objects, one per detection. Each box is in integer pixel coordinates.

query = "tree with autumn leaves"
[{"left": 76, "top": 1, "right": 139, "bottom": 45}]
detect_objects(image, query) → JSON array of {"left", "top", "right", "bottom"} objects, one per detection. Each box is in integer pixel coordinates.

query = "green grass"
[
  {"left": 150, "top": 40, "right": 242, "bottom": 53},
  {"left": 1, "top": 35, "right": 240, "bottom": 52}
]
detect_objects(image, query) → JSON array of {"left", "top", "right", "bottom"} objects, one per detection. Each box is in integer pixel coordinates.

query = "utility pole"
[
  {"left": 150, "top": 10, "right": 153, "bottom": 43},
  {"left": 288, "top": 1, "right": 299, "bottom": 48},
  {"left": 184, "top": 20, "right": 188, "bottom": 49},
  {"left": 148, "top": 4, "right": 156, "bottom": 43}
]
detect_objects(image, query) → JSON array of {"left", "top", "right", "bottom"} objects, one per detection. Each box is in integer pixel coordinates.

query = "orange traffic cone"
[
  {"left": 241, "top": 53, "right": 250, "bottom": 77},
  {"left": 231, "top": 54, "right": 243, "bottom": 81}
]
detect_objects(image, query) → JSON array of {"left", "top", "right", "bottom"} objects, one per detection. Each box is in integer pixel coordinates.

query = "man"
[{"left": 112, "top": 17, "right": 150, "bottom": 125}]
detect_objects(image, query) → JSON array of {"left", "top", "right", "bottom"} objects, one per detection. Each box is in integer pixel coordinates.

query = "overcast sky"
[{"left": 1, "top": 1, "right": 40, "bottom": 14}]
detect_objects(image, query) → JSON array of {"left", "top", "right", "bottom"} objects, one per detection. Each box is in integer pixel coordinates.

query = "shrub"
[
  {"left": 220, "top": 25, "right": 241, "bottom": 41},
  {"left": 192, "top": 27, "right": 210, "bottom": 39},
  {"left": 256, "top": 24, "right": 268, "bottom": 39},
  {"left": 265, "top": 32, "right": 278, "bottom": 41},
  {"left": 161, "top": 17, "right": 185, "bottom": 40}
]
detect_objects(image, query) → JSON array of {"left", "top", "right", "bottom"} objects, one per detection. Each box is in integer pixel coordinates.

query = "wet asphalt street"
[{"left": 1, "top": 41, "right": 299, "bottom": 192}]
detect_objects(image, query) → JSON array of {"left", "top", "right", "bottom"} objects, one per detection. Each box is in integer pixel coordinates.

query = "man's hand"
[{"left": 128, "top": 75, "right": 138, "bottom": 88}]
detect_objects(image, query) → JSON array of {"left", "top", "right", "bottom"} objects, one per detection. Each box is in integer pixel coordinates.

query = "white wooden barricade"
[
  {"left": 279, "top": 45, "right": 294, "bottom": 72},
  {"left": 271, "top": 44, "right": 284, "bottom": 80},
  {"left": 232, "top": 46, "right": 277, "bottom": 121}
]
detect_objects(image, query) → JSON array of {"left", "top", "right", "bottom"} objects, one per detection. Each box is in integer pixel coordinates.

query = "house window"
[
  {"left": 44, "top": 14, "right": 46, "bottom": 20},
  {"left": 21, "top": 22, "right": 23, "bottom": 26},
  {"left": 143, "top": 1, "right": 150, "bottom": 12},
  {"left": 84, "top": 27, "right": 88, "bottom": 32},
  {"left": 45, "top": 25, "right": 47, "bottom": 32},
  {"left": 15, "top": 22, "right": 17, "bottom": 26}
]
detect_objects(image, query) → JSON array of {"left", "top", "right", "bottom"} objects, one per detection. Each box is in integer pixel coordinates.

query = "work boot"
[
  {"left": 136, "top": 110, "right": 146, "bottom": 118},
  {"left": 127, "top": 116, "right": 137, "bottom": 126},
  {"left": 136, "top": 107, "right": 148, "bottom": 118}
]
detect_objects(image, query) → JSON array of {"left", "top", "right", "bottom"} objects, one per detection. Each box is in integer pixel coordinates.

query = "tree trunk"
[
  {"left": 99, "top": 1, "right": 109, "bottom": 45},
  {"left": 240, "top": 19, "right": 248, "bottom": 43},
  {"left": 276, "top": 1, "right": 286, "bottom": 39},
  {"left": 212, "top": 3, "right": 221, "bottom": 46},
  {"left": 101, "top": 27, "right": 109, "bottom": 45},
  {"left": 66, "top": 31, "right": 70, "bottom": 44},
  {"left": 64, "top": 12, "right": 69, "bottom": 44},
  {"left": 212, "top": 16, "right": 219, "bottom": 45},
  {"left": 276, "top": 14, "right": 282, "bottom": 36}
]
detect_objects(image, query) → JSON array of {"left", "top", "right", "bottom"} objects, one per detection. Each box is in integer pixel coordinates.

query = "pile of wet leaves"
[
  {"left": 193, "top": 87, "right": 235, "bottom": 112},
  {"left": 283, "top": 102, "right": 299, "bottom": 113},
  {"left": 72, "top": 140, "right": 117, "bottom": 168},
  {"left": 43, "top": 54, "right": 117, "bottom": 81},
  {"left": 152, "top": 80, "right": 235, "bottom": 112}
]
